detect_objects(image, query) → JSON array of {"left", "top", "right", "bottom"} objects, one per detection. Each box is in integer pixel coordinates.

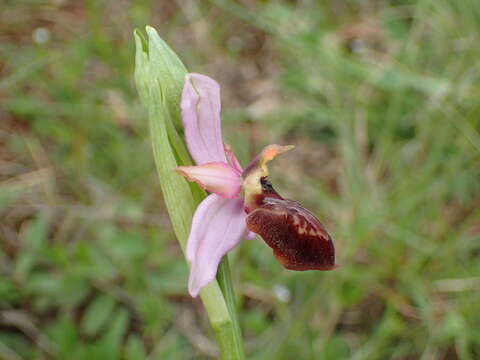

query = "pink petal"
[
  {"left": 224, "top": 143, "right": 243, "bottom": 174},
  {"left": 175, "top": 162, "right": 242, "bottom": 199},
  {"left": 186, "top": 194, "right": 247, "bottom": 297},
  {"left": 181, "top": 73, "right": 227, "bottom": 165}
]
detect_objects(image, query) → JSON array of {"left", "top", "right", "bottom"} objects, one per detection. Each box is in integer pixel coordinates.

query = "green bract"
[{"left": 135, "top": 27, "right": 186, "bottom": 123}]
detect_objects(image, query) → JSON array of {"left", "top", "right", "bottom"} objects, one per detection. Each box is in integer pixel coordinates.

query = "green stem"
[
  {"left": 199, "top": 280, "right": 244, "bottom": 360},
  {"left": 216, "top": 256, "right": 245, "bottom": 359}
]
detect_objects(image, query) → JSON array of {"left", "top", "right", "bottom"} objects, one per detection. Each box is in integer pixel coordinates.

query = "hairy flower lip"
[{"left": 245, "top": 196, "right": 336, "bottom": 271}]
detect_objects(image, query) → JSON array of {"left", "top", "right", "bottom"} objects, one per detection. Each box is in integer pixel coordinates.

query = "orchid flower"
[{"left": 176, "top": 73, "right": 336, "bottom": 297}]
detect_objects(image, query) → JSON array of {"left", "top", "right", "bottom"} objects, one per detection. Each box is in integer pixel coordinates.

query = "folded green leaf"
[{"left": 145, "top": 26, "right": 187, "bottom": 127}]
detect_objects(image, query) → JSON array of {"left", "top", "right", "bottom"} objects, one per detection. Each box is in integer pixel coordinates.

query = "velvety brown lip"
[{"left": 246, "top": 179, "right": 336, "bottom": 271}]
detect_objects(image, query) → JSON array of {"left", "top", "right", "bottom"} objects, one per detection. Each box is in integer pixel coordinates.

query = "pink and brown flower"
[{"left": 175, "top": 73, "right": 336, "bottom": 297}]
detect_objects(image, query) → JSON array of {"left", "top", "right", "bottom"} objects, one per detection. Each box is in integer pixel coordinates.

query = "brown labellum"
[{"left": 246, "top": 178, "right": 336, "bottom": 271}]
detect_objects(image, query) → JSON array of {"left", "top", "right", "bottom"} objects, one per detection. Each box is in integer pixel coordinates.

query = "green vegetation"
[{"left": 1, "top": 1, "right": 479, "bottom": 359}]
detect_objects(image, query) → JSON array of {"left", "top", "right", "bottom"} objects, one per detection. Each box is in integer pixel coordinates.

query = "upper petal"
[
  {"left": 181, "top": 73, "right": 227, "bottom": 165},
  {"left": 186, "top": 194, "right": 247, "bottom": 297},
  {"left": 175, "top": 162, "right": 242, "bottom": 199},
  {"left": 224, "top": 143, "right": 243, "bottom": 174}
]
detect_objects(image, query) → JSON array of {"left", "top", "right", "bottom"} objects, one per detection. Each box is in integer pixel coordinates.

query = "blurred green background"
[{"left": 1, "top": 0, "right": 480, "bottom": 359}]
